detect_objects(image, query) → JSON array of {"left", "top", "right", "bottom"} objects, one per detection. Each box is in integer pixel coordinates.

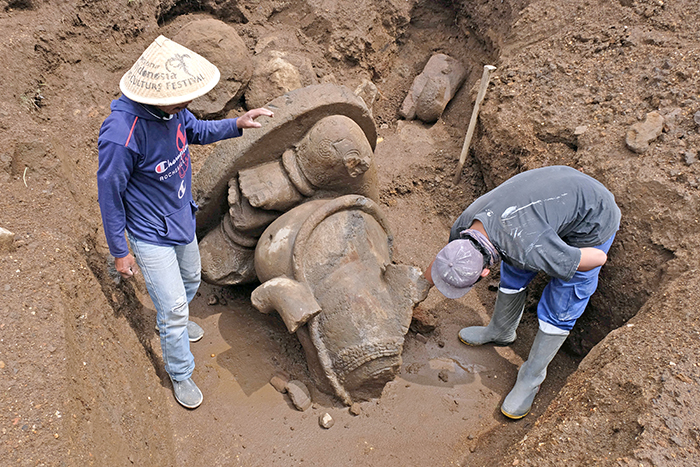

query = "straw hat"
[{"left": 119, "top": 35, "right": 220, "bottom": 106}]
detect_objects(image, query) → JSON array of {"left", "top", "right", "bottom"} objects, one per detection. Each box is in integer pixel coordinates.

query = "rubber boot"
[
  {"left": 458, "top": 288, "right": 527, "bottom": 346},
  {"left": 500, "top": 329, "right": 568, "bottom": 419}
]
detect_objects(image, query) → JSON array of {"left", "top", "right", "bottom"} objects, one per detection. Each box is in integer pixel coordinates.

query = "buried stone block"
[
  {"left": 626, "top": 111, "right": 664, "bottom": 154},
  {"left": 400, "top": 53, "right": 467, "bottom": 123},
  {"left": 287, "top": 380, "right": 312, "bottom": 411},
  {"left": 172, "top": 19, "right": 252, "bottom": 117},
  {"left": 0, "top": 227, "right": 15, "bottom": 252}
]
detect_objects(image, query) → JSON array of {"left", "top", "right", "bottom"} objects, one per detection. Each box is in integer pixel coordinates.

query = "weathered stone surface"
[
  {"left": 229, "top": 195, "right": 281, "bottom": 237},
  {"left": 410, "top": 303, "right": 437, "bottom": 334},
  {"left": 198, "top": 218, "right": 257, "bottom": 285},
  {"left": 287, "top": 380, "right": 312, "bottom": 411},
  {"left": 193, "top": 84, "right": 377, "bottom": 236},
  {"left": 626, "top": 111, "right": 664, "bottom": 154},
  {"left": 684, "top": 151, "right": 697, "bottom": 166},
  {"left": 295, "top": 115, "right": 374, "bottom": 191},
  {"left": 251, "top": 277, "right": 321, "bottom": 333},
  {"left": 349, "top": 403, "right": 361, "bottom": 416},
  {"left": 197, "top": 86, "right": 381, "bottom": 286},
  {"left": 399, "top": 54, "right": 467, "bottom": 123},
  {"left": 354, "top": 79, "right": 378, "bottom": 116},
  {"left": 196, "top": 84, "right": 428, "bottom": 404},
  {"left": 238, "top": 160, "right": 304, "bottom": 211},
  {"left": 270, "top": 375, "right": 288, "bottom": 393},
  {"left": 319, "top": 413, "right": 334, "bottom": 429},
  {"left": 253, "top": 195, "right": 430, "bottom": 404},
  {"left": 172, "top": 19, "right": 252, "bottom": 117},
  {"left": 0, "top": 227, "right": 15, "bottom": 252},
  {"left": 245, "top": 50, "right": 317, "bottom": 110}
]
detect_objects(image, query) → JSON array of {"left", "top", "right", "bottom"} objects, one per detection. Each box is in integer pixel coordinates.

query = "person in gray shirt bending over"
[{"left": 425, "top": 165, "right": 621, "bottom": 419}]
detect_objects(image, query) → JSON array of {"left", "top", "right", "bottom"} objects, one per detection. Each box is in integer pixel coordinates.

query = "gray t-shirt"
[{"left": 450, "top": 166, "right": 621, "bottom": 281}]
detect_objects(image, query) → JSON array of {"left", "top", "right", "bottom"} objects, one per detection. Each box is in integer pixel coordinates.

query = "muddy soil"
[{"left": 1, "top": 0, "right": 699, "bottom": 466}]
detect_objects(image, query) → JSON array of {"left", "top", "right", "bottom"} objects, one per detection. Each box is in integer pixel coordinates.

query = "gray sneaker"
[
  {"left": 187, "top": 320, "right": 204, "bottom": 342},
  {"left": 170, "top": 377, "right": 203, "bottom": 409},
  {"left": 155, "top": 321, "right": 204, "bottom": 343}
]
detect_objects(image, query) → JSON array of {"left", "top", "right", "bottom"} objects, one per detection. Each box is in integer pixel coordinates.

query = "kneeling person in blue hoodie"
[{"left": 97, "top": 35, "right": 273, "bottom": 409}]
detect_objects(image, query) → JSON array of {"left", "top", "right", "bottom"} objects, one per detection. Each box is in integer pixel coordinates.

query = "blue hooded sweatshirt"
[{"left": 97, "top": 95, "right": 242, "bottom": 258}]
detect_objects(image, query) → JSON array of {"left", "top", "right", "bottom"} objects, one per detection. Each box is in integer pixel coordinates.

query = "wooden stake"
[{"left": 453, "top": 65, "right": 496, "bottom": 185}]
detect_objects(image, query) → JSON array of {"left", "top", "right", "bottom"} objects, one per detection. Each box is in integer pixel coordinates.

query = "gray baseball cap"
[{"left": 431, "top": 239, "right": 484, "bottom": 299}]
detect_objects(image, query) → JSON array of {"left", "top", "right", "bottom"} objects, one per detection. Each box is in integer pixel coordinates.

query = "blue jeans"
[
  {"left": 499, "top": 232, "right": 616, "bottom": 333},
  {"left": 127, "top": 232, "right": 200, "bottom": 381}
]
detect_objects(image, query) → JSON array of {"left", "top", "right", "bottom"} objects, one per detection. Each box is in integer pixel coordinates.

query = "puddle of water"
[{"left": 429, "top": 356, "right": 488, "bottom": 374}]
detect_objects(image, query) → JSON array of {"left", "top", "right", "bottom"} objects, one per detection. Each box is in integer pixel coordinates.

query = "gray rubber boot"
[
  {"left": 458, "top": 288, "right": 527, "bottom": 346},
  {"left": 171, "top": 377, "right": 203, "bottom": 409},
  {"left": 500, "top": 329, "right": 568, "bottom": 419}
]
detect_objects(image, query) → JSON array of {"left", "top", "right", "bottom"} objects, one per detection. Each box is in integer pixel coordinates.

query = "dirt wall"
[{"left": 458, "top": 0, "right": 700, "bottom": 463}]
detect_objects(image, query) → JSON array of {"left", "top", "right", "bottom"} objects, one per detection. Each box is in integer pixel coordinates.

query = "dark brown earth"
[{"left": 1, "top": 0, "right": 699, "bottom": 466}]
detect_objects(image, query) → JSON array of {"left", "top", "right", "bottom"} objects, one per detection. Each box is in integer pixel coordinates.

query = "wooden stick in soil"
[{"left": 453, "top": 64, "right": 496, "bottom": 184}]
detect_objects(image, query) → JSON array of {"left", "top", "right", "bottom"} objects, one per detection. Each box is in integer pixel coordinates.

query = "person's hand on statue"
[{"left": 237, "top": 108, "right": 274, "bottom": 129}]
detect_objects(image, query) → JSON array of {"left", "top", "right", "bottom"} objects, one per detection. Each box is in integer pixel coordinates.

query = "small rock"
[
  {"left": 349, "top": 403, "right": 362, "bottom": 416},
  {"left": 0, "top": 361, "right": 5, "bottom": 369},
  {"left": 574, "top": 125, "right": 588, "bottom": 136},
  {"left": 415, "top": 333, "right": 429, "bottom": 344},
  {"left": 684, "top": 151, "right": 697, "bottom": 166},
  {"left": 287, "top": 380, "right": 312, "bottom": 411},
  {"left": 319, "top": 412, "right": 334, "bottom": 429},
  {"left": 663, "top": 108, "right": 682, "bottom": 134},
  {"left": 207, "top": 294, "right": 219, "bottom": 306},
  {"left": 411, "top": 304, "right": 437, "bottom": 334},
  {"left": 626, "top": 111, "right": 664, "bottom": 154},
  {"left": 437, "top": 340, "right": 445, "bottom": 348},
  {"left": 0, "top": 227, "right": 15, "bottom": 252},
  {"left": 270, "top": 375, "right": 288, "bottom": 393},
  {"left": 670, "top": 435, "right": 684, "bottom": 446},
  {"left": 694, "top": 110, "right": 700, "bottom": 127},
  {"left": 438, "top": 369, "right": 449, "bottom": 382},
  {"left": 354, "top": 79, "right": 378, "bottom": 115}
]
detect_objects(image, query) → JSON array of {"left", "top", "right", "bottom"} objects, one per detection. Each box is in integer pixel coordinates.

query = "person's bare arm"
[
  {"left": 577, "top": 247, "right": 607, "bottom": 271},
  {"left": 424, "top": 260, "right": 435, "bottom": 286}
]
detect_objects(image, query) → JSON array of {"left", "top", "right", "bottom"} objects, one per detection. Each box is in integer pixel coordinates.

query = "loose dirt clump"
[{"left": 1, "top": 0, "right": 699, "bottom": 466}]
